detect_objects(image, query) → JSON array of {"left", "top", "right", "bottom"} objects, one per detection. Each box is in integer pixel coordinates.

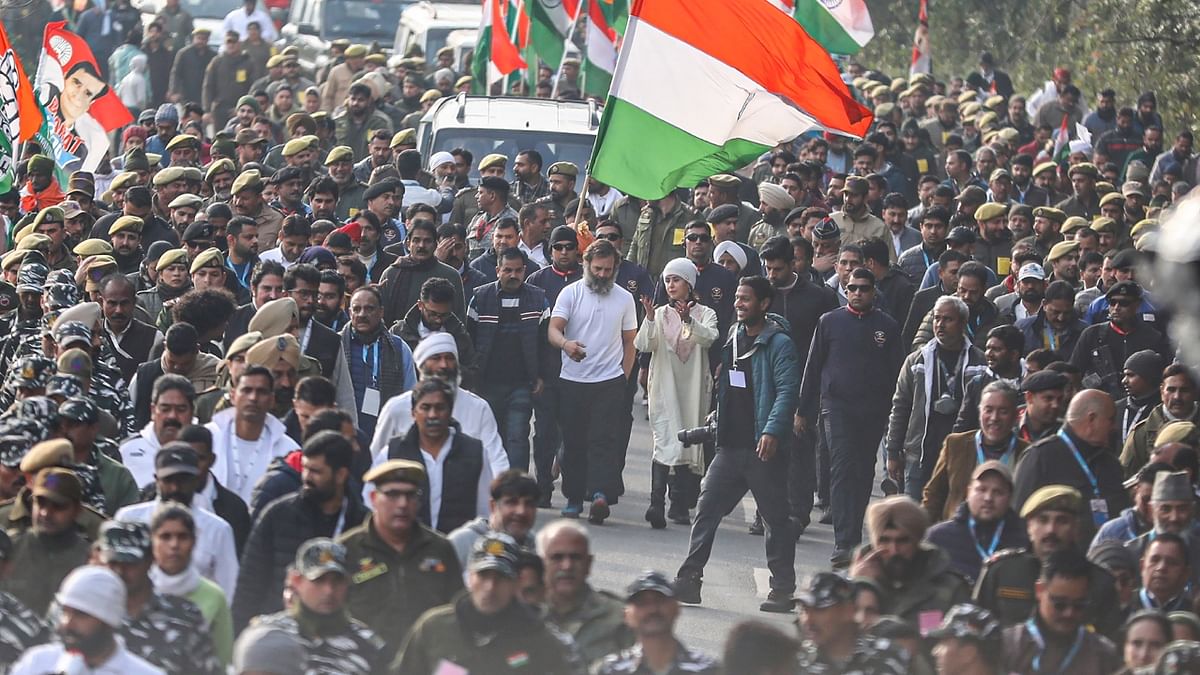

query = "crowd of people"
[{"left": 0, "top": 0, "right": 1198, "bottom": 671}]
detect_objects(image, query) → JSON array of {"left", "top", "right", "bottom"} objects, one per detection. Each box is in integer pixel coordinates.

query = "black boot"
[
  {"left": 668, "top": 468, "right": 698, "bottom": 524},
  {"left": 645, "top": 462, "right": 668, "bottom": 529}
]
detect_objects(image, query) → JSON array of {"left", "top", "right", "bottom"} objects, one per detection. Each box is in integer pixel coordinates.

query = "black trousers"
[
  {"left": 533, "top": 376, "right": 564, "bottom": 494},
  {"left": 823, "top": 406, "right": 888, "bottom": 551},
  {"left": 788, "top": 427, "right": 817, "bottom": 523},
  {"left": 678, "top": 445, "right": 796, "bottom": 592},
  {"left": 558, "top": 376, "right": 627, "bottom": 503}
]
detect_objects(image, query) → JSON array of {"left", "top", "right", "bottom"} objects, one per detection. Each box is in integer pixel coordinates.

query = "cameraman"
[{"left": 672, "top": 276, "right": 800, "bottom": 614}]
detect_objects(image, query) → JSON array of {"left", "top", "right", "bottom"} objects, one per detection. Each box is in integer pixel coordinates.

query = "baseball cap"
[
  {"left": 155, "top": 442, "right": 200, "bottom": 478},
  {"left": 57, "top": 397, "right": 98, "bottom": 424},
  {"left": 927, "top": 604, "right": 1002, "bottom": 644},
  {"left": 468, "top": 533, "right": 521, "bottom": 578},
  {"left": 294, "top": 537, "right": 348, "bottom": 580},
  {"left": 795, "top": 572, "right": 853, "bottom": 608},
  {"left": 1017, "top": 263, "right": 1046, "bottom": 282},
  {"left": 97, "top": 520, "right": 151, "bottom": 563},
  {"left": 625, "top": 571, "right": 676, "bottom": 601},
  {"left": 971, "top": 460, "right": 1013, "bottom": 489}
]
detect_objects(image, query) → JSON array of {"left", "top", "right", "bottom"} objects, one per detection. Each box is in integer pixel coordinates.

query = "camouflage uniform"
[
  {"left": 0, "top": 317, "right": 44, "bottom": 373},
  {"left": 0, "top": 591, "right": 50, "bottom": 669},
  {"left": 90, "top": 358, "right": 137, "bottom": 437},
  {"left": 254, "top": 610, "right": 387, "bottom": 675},
  {"left": 119, "top": 592, "right": 224, "bottom": 675},
  {"left": 594, "top": 643, "right": 720, "bottom": 675},
  {"left": 796, "top": 633, "right": 910, "bottom": 674}
]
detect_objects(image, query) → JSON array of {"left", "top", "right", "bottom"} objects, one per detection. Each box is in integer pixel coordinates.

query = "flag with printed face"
[
  {"left": 0, "top": 21, "right": 44, "bottom": 193},
  {"left": 910, "top": 0, "right": 930, "bottom": 76},
  {"left": 33, "top": 21, "right": 133, "bottom": 178}
]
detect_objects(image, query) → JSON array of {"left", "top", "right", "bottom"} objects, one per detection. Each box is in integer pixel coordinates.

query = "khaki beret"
[
  {"left": 852, "top": 77, "right": 868, "bottom": 89},
  {"left": 267, "top": 54, "right": 287, "bottom": 68},
  {"left": 1032, "top": 206, "right": 1067, "bottom": 224},
  {"left": 1060, "top": 216, "right": 1089, "bottom": 235},
  {"left": 165, "top": 134, "right": 198, "bottom": 152},
  {"left": 110, "top": 171, "right": 139, "bottom": 191},
  {"left": 1032, "top": 161, "right": 1058, "bottom": 178},
  {"left": 961, "top": 114, "right": 977, "bottom": 126},
  {"left": 387, "top": 130, "right": 415, "bottom": 150},
  {"left": 1095, "top": 182, "right": 1115, "bottom": 196},
  {"left": 365, "top": 53, "right": 386, "bottom": 66},
  {"left": 282, "top": 137, "right": 313, "bottom": 157},
  {"left": 109, "top": 215, "right": 144, "bottom": 235},
  {"left": 1, "top": 249, "right": 29, "bottom": 270},
  {"left": 961, "top": 102, "right": 982, "bottom": 118},
  {"left": 997, "top": 127, "right": 1020, "bottom": 143},
  {"left": 16, "top": 233, "right": 51, "bottom": 251},
  {"left": 985, "top": 95, "right": 1006, "bottom": 110},
  {"left": 874, "top": 102, "right": 896, "bottom": 118},
  {"left": 153, "top": 166, "right": 186, "bottom": 186},
  {"left": 419, "top": 90, "right": 441, "bottom": 104},
  {"left": 12, "top": 223, "right": 33, "bottom": 244},
  {"left": 344, "top": 44, "right": 368, "bottom": 58},
  {"left": 364, "top": 459, "right": 426, "bottom": 486},
  {"left": 978, "top": 111, "right": 999, "bottom": 129},
  {"left": 285, "top": 112, "right": 316, "bottom": 132},
  {"left": 911, "top": 72, "right": 935, "bottom": 86},
  {"left": 926, "top": 94, "right": 945, "bottom": 108},
  {"left": 57, "top": 347, "right": 94, "bottom": 379},
  {"left": 189, "top": 247, "right": 224, "bottom": 274},
  {"left": 454, "top": 75, "right": 472, "bottom": 89},
  {"left": 205, "top": 158, "right": 236, "bottom": 183},
  {"left": 478, "top": 153, "right": 507, "bottom": 171},
  {"left": 1047, "top": 240, "right": 1080, "bottom": 262},
  {"left": 1090, "top": 216, "right": 1117, "bottom": 234},
  {"left": 231, "top": 170, "right": 264, "bottom": 195},
  {"left": 889, "top": 78, "right": 907, "bottom": 93},
  {"left": 245, "top": 333, "right": 301, "bottom": 371},
  {"left": 73, "top": 239, "right": 113, "bottom": 258},
  {"left": 957, "top": 91, "right": 977, "bottom": 104},
  {"left": 33, "top": 207, "right": 65, "bottom": 227},
  {"left": 82, "top": 257, "right": 117, "bottom": 290},
  {"left": 1020, "top": 485, "right": 1083, "bottom": 518},
  {"left": 1129, "top": 219, "right": 1158, "bottom": 240},
  {"left": 1123, "top": 181, "right": 1148, "bottom": 198},
  {"left": 1156, "top": 421, "right": 1198, "bottom": 447},
  {"left": 547, "top": 162, "right": 578, "bottom": 178},
  {"left": 181, "top": 167, "right": 203, "bottom": 183},
  {"left": 248, "top": 297, "right": 299, "bottom": 338},
  {"left": 708, "top": 173, "right": 740, "bottom": 189},
  {"left": 1068, "top": 162, "right": 1100, "bottom": 180},
  {"left": 19, "top": 439, "right": 74, "bottom": 474},
  {"left": 168, "top": 194, "right": 203, "bottom": 210},
  {"left": 146, "top": 153, "right": 162, "bottom": 166},
  {"left": 226, "top": 330, "right": 263, "bottom": 360},
  {"left": 156, "top": 248, "right": 190, "bottom": 271},
  {"left": 1099, "top": 192, "right": 1125, "bottom": 208},
  {"left": 325, "top": 146, "right": 354, "bottom": 165},
  {"left": 974, "top": 202, "right": 1007, "bottom": 221}
]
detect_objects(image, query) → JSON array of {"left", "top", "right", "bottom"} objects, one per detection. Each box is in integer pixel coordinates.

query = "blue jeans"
[
  {"left": 905, "top": 457, "right": 931, "bottom": 501},
  {"left": 480, "top": 381, "right": 534, "bottom": 471}
]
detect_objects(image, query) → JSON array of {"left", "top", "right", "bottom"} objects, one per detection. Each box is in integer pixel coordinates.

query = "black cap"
[
  {"left": 480, "top": 176, "right": 510, "bottom": 194},
  {"left": 625, "top": 571, "right": 675, "bottom": 601},
  {"left": 363, "top": 179, "right": 400, "bottom": 202},
  {"left": 1106, "top": 279, "right": 1143, "bottom": 301},
  {"left": 549, "top": 225, "right": 578, "bottom": 245},
  {"left": 1110, "top": 248, "right": 1138, "bottom": 270},
  {"left": 705, "top": 204, "right": 739, "bottom": 224},
  {"left": 155, "top": 442, "right": 200, "bottom": 478},
  {"left": 947, "top": 226, "right": 977, "bottom": 244},
  {"left": 182, "top": 221, "right": 214, "bottom": 243},
  {"left": 1022, "top": 369, "right": 1069, "bottom": 393},
  {"left": 795, "top": 572, "right": 853, "bottom": 608},
  {"left": 812, "top": 217, "right": 840, "bottom": 241},
  {"left": 270, "top": 166, "right": 303, "bottom": 185},
  {"left": 956, "top": 185, "right": 988, "bottom": 206},
  {"left": 145, "top": 240, "right": 173, "bottom": 262}
]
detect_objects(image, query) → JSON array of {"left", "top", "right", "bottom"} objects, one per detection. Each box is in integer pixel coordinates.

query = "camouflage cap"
[
  {"left": 46, "top": 374, "right": 85, "bottom": 400},
  {"left": 295, "top": 537, "right": 349, "bottom": 580},
  {"left": 625, "top": 571, "right": 675, "bottom": 601},
  {"left": 57, "top": 397, "right": 98, "bottom": 424},
  {"left": 10, "top": 355, "right": 56, "bottom": 390},
  {"left": 468, "top": 532, "right": 521, "bottom": 578},
  {"left": 97, "top": 520, "right": 152, "bottom": 562},
  {"left": 795, "top": 572, "right": 852, "bottom": 608},
  {"left": 52, "top": 320, "right": 93, "bottom": 348},
  {"left": 927, "top": 603, "right": 1002, "bottom": 644}
]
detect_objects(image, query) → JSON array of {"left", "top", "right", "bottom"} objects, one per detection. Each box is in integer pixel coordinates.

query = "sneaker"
[
  {"left": 759, "top": 589, "right": 795, "bottom": 613},
  {"left": 645, "top": 505, "right": 666, "bottom": 529},
  {"left": 748, "top": 512, "right": 765, "bottom": 536},
  {"left": 818, "top": 508, "right": 833, "bottom": 525},
  {"left": 588, "top": 493, "right": 610, "bottom": 524},
  {"left": 673, "top": 574, "right": 702, "bottom": 604},
  {"left": 830, "top": 548, "right": 852, "bottom": 569},
  {"left": 561, "top": 501, "right": 583, "bottom": 518}
]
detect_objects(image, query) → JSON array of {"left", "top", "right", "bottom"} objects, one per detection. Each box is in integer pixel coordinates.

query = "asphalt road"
[{"left": 535, "top": 402, "right": 841, "bottom": 658}]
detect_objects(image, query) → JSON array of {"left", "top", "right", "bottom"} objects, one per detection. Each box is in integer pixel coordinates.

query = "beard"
[
  {"left": 584, "top": 267, "right": 614, "bottom": 295},
  {"left": 302, "top": 480, "right": 335, "bottom": 504},
  {"left": 59, "top": 623, "right": 113, "bottom": 657}
]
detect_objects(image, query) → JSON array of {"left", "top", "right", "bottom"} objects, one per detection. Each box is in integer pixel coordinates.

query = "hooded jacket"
[{"left": 715, "top": 313, "right": 799, "bottom": 443}]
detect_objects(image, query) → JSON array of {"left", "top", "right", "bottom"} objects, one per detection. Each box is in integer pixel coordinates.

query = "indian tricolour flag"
[
  {"left": 581, "top": 0, "right": 617, "bottom": 98},
  {"left": 0, "top": 20, "right": 42, "bottom": 192},
  {"left": 590, "top": 0, "right": 872, "bottom": 200},
  {"left": 471, "top": 0, "right": 527, "bottom": 94},
  {"left": 783, "top": 0, "right": 874, "bottom": 55},
  {"left": 528, "top": 0, "right": 580, "bottom": 71}
]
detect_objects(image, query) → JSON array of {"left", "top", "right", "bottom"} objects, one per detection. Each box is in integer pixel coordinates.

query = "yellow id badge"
[
  {"left": 672, "top": 228, "right": 685, "bottom": 246},
  {"left": 236, "top": 69, "right": 248, "bottom": 83},
  {"left": 996, "top": 257, "right": 1011, "bottom": 276},
  {"left": 917, "top": 159, "right": 929, "bottom": 174}
]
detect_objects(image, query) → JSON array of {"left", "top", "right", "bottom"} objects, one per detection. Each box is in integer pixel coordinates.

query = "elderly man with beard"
[
  {"left": 1122, "top": 365, "right": 1200, "bottom": 477},
  {"left": 368, "top": 333, "right": 508, "bottom": 489},
  {"left": 925, "top": 460, "right": 1029, "bottom": 582},
  {"left": 116, "top": 444, "right": 239, "bottom": 600},
  {"left": 232, "top": 431, "right": 366, "bottom": 631},
  {"left": 10, "top": 566, "right": 163, "bottom": 675},
  {"left": 594, "top": 571, "right": 719, "bottom": 675},
  {"left": 549, "top": 239, "right": 637, "bottom": 523},
  {"left": 848, "top": 495, "right": 969, "bottom": 623},
  {"left": 975, "top": 485, "right": 1124, "bottom": 635}
]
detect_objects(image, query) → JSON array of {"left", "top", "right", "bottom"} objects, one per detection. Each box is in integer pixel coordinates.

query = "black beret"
[{"left": 1022, "top": 369, "right": 1068, "bottom": 393}]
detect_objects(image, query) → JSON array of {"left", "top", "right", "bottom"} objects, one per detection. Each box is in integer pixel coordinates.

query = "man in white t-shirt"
[{"left": 547, "top": 239, "right": 637, "bottom": 523}]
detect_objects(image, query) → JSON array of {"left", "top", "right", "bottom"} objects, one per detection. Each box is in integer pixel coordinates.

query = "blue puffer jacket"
[{"left": 715, "top": 313, "right": 799, "bottom": 442}]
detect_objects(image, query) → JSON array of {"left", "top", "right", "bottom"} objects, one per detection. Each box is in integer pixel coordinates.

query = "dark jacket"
[
  {"left": 877, "top": 266, "right": 916, "bottom": 323},
  {"left": 231, "top": 491, "right": 369, "bottom": 630},
  {"left": 392, "top": 304, "right": 476, "bottom": 379},
  {"left": 467, "top": 281, "right": 548, "bottom": 387},
  {"left": 800, "top": 306, "right": 904, "bottom": 419},
  {"left": 379, "top": 256, "right": 467, "bottom": 326},
  {"left": 716, "top": 314, "right": 800, "bottom": 443},
  {"left": 467, "top": 248, "right": 539, "bottom": 285},
  {"left": 223, "top": 303, "right": 256, "bottom": 351},
  {"left": 763, "top": 274, "right": 838, "bottom": 376},
  {"left": 105, "top": 318, "right": 159, "bottom": 383},
  {"left": 387, "top": 423, "right": 484, "bottom": 533},
  {"left": 367, "top": 248, "right": 399, "bottom": 283},
  {"left": 1069, "top": 320, "right": 1172, "bottom": 399},
  {"left": 139, "top": 475, "right": 252, "bottom": 555},
  {"left": 1016, "top": 312, "right": 1087, "bottom": 360},
  {"left": 925, "top": 503, "right": 1029, "bottom": 582},
  {"left": 903, "top": 284, "right": 946, "bottom": 353}
]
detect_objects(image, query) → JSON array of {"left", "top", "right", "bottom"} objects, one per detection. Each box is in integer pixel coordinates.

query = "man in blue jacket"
[{"left": 673, "top": 275, "right": 799, "bottom": 614}]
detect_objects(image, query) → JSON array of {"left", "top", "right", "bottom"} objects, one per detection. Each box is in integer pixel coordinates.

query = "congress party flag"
[
  {"left": 581, "top": 0, "right": 618, "bottom": 98},
  {"left": 0, "top": 21, "right": 44, "bottom": 193},
  {"left": 33, "top": 21, "right": 133, "bottom": 178},
  {"left": 910, "top": 0, "right": 931, "bottom": 76},
  {"left": 791, "top": 0, "right": 874, "bottom": 56},
  {"left": 589, "top": 0, "right": 872, "bottom": 200}
]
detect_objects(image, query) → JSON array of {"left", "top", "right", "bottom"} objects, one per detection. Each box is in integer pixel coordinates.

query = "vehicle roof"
[
  {"left": 401, "top": 2, "right": 481, "bottom": 28},
  {"left": 426, "top": 95, "right": 600, "bottom": 133}
]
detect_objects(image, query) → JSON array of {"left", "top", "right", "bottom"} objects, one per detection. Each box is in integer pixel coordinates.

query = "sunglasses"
[
  {"left": 1109, "top": 298, "right": 1136, "bottom": 307},
  {"left": 551, "top": 243, "right": 577, "bottom": 252},
  {"left": 846, "top": 284, "right": 874, "bottom": 293},
  {"left": 685, "top": 234, "right": 712, "bottom": 243}
]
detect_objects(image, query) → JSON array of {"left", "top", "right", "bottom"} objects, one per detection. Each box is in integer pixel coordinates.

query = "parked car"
[
  {"left": 417, "top": 94, "right": 601, "bottom": 181},
  {"left": 393, "top": 2, "right": 479, "bottom": 67},
  {"left": 278, "top": 0, "right": 408, "bottom": 76}
]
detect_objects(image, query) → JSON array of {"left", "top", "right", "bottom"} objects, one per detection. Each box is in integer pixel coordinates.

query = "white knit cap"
[
  {"left": 714, "top": 240, "right": 747, "bottom": 271},
  {"left": 661, "top": 258, "right": 698, "bottom": 288},
  {"left": 413, "top": 331, "right": 458, "bottom": 366},
  {"left": 55, "top": 565, "right": 127, "bottom": 628},
  {"left": 428, "top": 151, "right": 456, "bottom": 172}
]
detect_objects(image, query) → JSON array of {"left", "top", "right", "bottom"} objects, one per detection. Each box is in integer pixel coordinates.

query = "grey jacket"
[{"left": 887, "top": 339, "right": 988, "bottom": 463}]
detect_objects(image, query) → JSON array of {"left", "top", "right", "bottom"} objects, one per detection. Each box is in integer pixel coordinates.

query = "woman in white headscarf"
[{"left": 634, "top": 257, "right": 719, "bottom": 529}]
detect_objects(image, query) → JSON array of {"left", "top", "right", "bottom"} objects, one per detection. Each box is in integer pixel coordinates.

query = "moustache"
[
  {"left": 162, "top": 419, "right": 182, "bottom": 430},
  {"left": 424, "top": 418, "right": 447, "bottom": 428}
]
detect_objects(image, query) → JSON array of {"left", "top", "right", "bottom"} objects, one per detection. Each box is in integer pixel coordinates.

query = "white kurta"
[{"left": 634, "top": 303, "right": 718, "bottom": 473}]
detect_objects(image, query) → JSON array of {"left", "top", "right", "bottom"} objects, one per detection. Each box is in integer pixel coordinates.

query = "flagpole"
[{"left": 550, "top": 3, "right": 584, "bottom": 99}]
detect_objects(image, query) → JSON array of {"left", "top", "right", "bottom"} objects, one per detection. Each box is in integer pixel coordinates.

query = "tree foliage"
[{"left": 857, "top": 0, "right": 1200, "bottom": 131}]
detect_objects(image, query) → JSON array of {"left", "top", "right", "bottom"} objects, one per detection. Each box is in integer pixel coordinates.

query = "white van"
[{"left": 393, "top": 2, "right": 481, "bottom": 68}]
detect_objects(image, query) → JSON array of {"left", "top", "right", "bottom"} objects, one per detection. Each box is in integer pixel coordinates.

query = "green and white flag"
[
  {"left": 528, "top": 0, "right": 579, "bottom": 71},
  {"left": 0, "top": 20, "right": 43, "bottom": 192},
  {"left": 581, "top": 0, "right": 618, "bottom": 98},
  {"left": 789, "top": 0, "right": 874, "bottom": 55}
]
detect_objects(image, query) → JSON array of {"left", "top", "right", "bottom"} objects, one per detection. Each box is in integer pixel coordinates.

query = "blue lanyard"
[
  {"left": 1057, "top": 430, "right": 1099, "bottom": 496},
  {"left": 976, "top": 431, "right": 1017, "bottom": 466},
  {"left": 1045, "top": 326, "right": 1058, "bottom": 351},
  {"left": 922, "top": 248, "right": 933, "bottom": 268},
  {"left": 968, "top": 516, "right": 1005, "bottom": 561},
  {"left": 361, "top": 340, "right": 380, "bottom": 387},
  {"left": 229, "top": 260, "right": 250, "bottom": 287},
  {"left": 1025, "top": 619, "right": 1084, "bottom": 674}
]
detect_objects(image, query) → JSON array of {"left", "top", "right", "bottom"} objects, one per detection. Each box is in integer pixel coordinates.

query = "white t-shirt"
[{"left": 551, "top": 279, "right": 636, "bottom": 383}]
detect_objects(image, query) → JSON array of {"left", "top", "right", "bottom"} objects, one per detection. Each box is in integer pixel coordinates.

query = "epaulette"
[
  {"left": 454, "top": 186, "right": 476, "bottom": 198},
  {"left": 984, "top": 546, "right": 1029, "bottom": 566}
]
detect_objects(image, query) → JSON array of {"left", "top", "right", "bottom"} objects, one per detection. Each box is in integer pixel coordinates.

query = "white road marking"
[{"left": 753, "top": 567, "right": 771, "bottom": 598}]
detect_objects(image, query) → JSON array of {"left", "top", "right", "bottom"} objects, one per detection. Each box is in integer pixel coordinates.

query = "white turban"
[
  {"left": 714, "top": 241, "right": 747, "bottom": 271},
  {"left": 661, "top": 258, "right": 698, "bottom": 288},
  {"left": 758, "top": 182, "right": 795, "bottom": 211},
  {"left": 428, "top": 151, "right": 455, "bottom": 172},
  {"left": 1068, "top": 139, "right": 1092, "bottom": 156},
  {"left": 413, "top": 332, "right": 458, "bottom": 366}
]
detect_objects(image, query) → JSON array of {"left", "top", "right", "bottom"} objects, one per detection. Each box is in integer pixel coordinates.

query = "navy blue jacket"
[
  {"left": 467, "top": 281, "right": 548, "bottom": 386},
  {"left": 799, "top": 305, "right": 904, "bottom": 418}
]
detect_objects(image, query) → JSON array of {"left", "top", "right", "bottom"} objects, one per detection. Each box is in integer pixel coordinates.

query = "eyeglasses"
[
  {"left": 377, "top": 487, "right": 421, "bottom": 502},
  {"left": 1048, "top": 596, "right": 1089, "bottom": 613},
  {"left": 288, "top": 288, "right": 318, "bottom": 299},
  {"left": 596, "top": 233, "right": 622, "bottom": 241},
  {"left": 685, "top": 234, "right": 712, "bottom": 243},
  {"left": 846, "top": 284, "right": 874, "bottom": 293},
  {"left": 551, "top": 243, "right": 577, "bottom": 252}
]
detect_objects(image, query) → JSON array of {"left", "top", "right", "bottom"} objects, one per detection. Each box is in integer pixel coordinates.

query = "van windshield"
[
  {"left": 323, "top": 0, "right": 405, "bottom": 41},
  {"left": 429, "top": 129, "right": 596, "bottom": 181}
]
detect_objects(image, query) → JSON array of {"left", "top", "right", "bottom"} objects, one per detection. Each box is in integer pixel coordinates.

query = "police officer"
[
  {"left": 252, "top": 538, "right": 387, "bottom": 674},
  {"left": 593, "top": 571, "right": 720, "bottom": 675},
  {"left": 0, "top": 529, "right": 49, "bottom": 670},
  {"left": 927, "top": 604, "right": 1006, "bottom": 675},
  {"left": 338, "top": 459, "right": 463, "bottom": 660},
  {"left": 627, "top": 189, "right": 697, "bottom": 280},
  {"left": 535, "top": 162, "right": 580, "bottom": 227},
  {"left": 795, "top": 572, "right": 909, "bottom": 674},
  {"left": 705, "top": 173, "right": 759, "bottom": 244}
]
